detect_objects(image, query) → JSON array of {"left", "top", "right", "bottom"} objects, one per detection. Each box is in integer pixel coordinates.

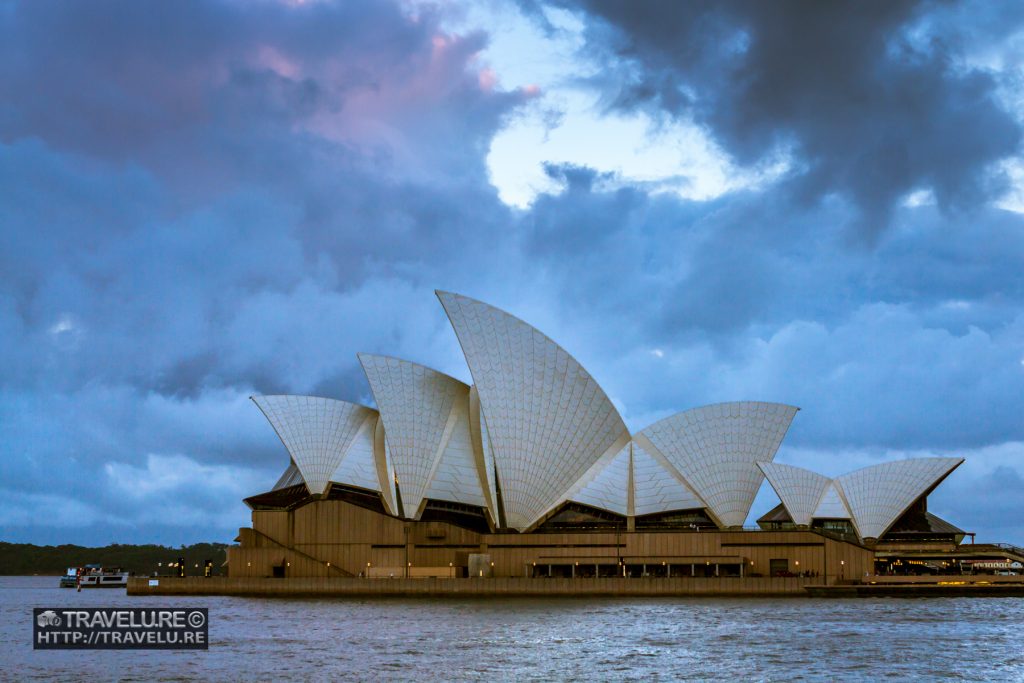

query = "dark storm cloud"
[
  {"left": 0, "top": 0, "right": 535, "bottom": 543},
  {"left": 535, "top": 0, "right": 1023, "bottom": 236},
  {"left": 0, "top": 0, "right": 531, "bottom": 398},
  {"left": 0, "top": 0, "right": 1021, "bottom": 545},
  {"left": 520, "top": 129, "right": 1024, "bottom": 341},
  {"left": 0, "top": 0, "right": 424, "bottom": 160},
  {"left": 517, "top": 167, "right": 1024, "bottom": 452}
]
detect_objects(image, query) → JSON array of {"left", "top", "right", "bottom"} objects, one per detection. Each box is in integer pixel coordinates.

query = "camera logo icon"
[{"left": 37, "top": 610, "right": 61, "bottom": 628}]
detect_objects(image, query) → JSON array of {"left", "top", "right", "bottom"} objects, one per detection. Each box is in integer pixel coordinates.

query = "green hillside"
[{"left": 0, "top": 541, "right": 230, "bottom": 576}]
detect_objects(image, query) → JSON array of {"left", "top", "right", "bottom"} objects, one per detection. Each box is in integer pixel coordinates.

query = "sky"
[{"left": 1, "top": 0, "right": 1022, "bottom": 547}]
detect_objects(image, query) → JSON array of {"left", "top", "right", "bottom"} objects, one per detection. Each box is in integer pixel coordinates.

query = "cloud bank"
[{"left": 1, "top": 0, "right": 1021, "bottom": 545}]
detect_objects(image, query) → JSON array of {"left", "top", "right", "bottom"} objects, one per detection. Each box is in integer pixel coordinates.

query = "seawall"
[
  {"left": 806, "top": 582, "right": 1024, "bottom": 598},
  {"left": 129, "top": 576, "right": 817, "bottom": 598}
]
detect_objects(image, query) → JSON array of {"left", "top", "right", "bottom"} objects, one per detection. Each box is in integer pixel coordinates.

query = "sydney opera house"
[{"left": 227, "top": 291, "right": 1013, "bottom": 586}]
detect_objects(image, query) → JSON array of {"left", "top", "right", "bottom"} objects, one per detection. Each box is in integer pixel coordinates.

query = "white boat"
[{"left": 59, "top": 564, "right": 129, "bottom": 588}]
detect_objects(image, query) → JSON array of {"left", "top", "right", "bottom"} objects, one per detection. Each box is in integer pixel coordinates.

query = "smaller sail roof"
[
  {"left": 835, "top": 457, "right": 964, "bottom": 540},
  {"left": 359, "top": 354, "right": 485, "bottom": 517},
  {"left": 421, "top": 389, "right": 488, "bottom": 510},
  {"left": 252, "top": 395, "right": 376, "bottom": 496},
  {"left": 638, "top": 401, "right": 799, "bottom": 528},
  {"left": 757, "top": 462, "right": 832, "bottom": 527},
  {"left": 331, "top": 414, "right": 381, "bottom": 493},
  {"left": 631, "top": 441, "right": 707, "bottom": 516},
  {"left": 273, "top": 461, "right": 304, "bottom": 491},
  {"left": 468, "top": 385, "right": 500, "bottom": 523},
  {"left": 568, "top": 444, "right": 630, "bottom": 516},
  {"left": 758, "top": 458, "right": 963, "bottom": 539},
  {"left": 813, "top": 483, "right": 851, "bottom": 520}
]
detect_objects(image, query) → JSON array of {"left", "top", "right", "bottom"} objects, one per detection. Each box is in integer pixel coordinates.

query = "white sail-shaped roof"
[
  {"left": 375, "top": 418, "right": 399, "bottom": 516},
  {"left": 331, "top": 413, "right": 381, "bottom": 493},
  {"left": 835, "top": 457, "right": 964, "bottom": 540},
  {"left": 468, "top": 386, "right": 499, "bottom": 523},
  {"left": 757, "top": 461, "right": 832, "bottom": 527},
  {"left": 813, "top": 482, "right": 851, "bottom": 519},
  {"left": 637, "top": 401, "right": 799, "bottom": 528},
  {"left": 421, "top": 388, "right": 488, "bottom": 509},
  {"left": 568, "top": 444, "right": 630, "bottom": 516},
  {"left": 252, "top": 395, "right": 376, "bottom": 496},
  {"left": 437, "top": 291, "right": 631, "bottom": 530},
  {"left": 631, "top": 441, "right": 707, "bottom": 516},
  {"left": 273, "top": 460, "right": 304, "bottom": 490},
  {"left": 359, "top": 354, "right": 484, "bottom": 518}
]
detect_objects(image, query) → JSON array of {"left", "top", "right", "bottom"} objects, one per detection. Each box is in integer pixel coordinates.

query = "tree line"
[{"left": 0, "top": 541, "right": 230, "bottom": 576}]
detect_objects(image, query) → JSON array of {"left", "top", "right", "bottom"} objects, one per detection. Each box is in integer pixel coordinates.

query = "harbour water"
[{"left": 2, "top": 576, "right": 1023, "bottom": 680}]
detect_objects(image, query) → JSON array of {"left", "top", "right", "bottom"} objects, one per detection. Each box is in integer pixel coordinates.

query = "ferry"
[{"left": 59, "top": 564, "right": 130, "bottom": 588}]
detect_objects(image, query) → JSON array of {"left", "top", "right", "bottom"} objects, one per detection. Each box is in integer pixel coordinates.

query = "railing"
[
  {"left": 810, "top": 527, "right": 862, "bottom": 545},
  {"left": 993, "top": 543, "right": 1024, "bottom": 559},
  {"left": 249, "top": 528, "right": 354, "bottom": 577}
]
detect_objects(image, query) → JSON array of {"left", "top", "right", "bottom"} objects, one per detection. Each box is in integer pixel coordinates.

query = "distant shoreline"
[{"left": 0, "top": 541, "right": 229, "bottom": 576}]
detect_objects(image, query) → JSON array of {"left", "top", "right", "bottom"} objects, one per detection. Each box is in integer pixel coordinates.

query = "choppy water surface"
[{"left": 2, "top": 576, "right": 1023, "bottom": 681}]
